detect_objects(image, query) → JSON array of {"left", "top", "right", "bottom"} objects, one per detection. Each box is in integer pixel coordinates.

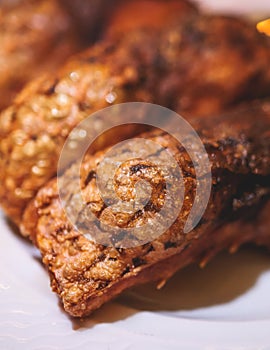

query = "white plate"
[
  {"left": 1, "top": 210, "right": 270, "bottom": 350},
  {"left": 1, "top": 1, "right": 270, "bottom": 349}
]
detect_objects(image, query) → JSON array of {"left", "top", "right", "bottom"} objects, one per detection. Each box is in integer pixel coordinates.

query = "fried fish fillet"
[
  {"left": 22, "top": 101, "right": 270, "bottom": 317},
  {"left": 0, "top": 0, "right": 85, "bottom": 110},
  {"left": 1, "top": 14, "right": 270, "bottom": 226},
  {"left": 61, "top": 0, "right": 197, "bottom": 39},
  {"left": 0, "top": 0, "right": 126, "bottom": 110},
  {"left": 105, "top": 0, "right": 198, "bottom": 38}
]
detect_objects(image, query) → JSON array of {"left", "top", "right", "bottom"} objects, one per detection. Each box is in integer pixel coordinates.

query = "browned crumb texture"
[
  {"left": 0, "top": 0, "right": 127, "bottom": 110},
  {"left": 1, "top": 13, "right": 270, "bottom": 226},
  {"left": 0, "top": 0, "right": 85, "bottom": 111},
  {"left": 22, "top": 101, "right": 270, "bottom": 317}
]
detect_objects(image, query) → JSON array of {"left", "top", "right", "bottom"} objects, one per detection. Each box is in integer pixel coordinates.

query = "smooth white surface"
[
  {"left": 1, "top": 1, "right": 270, "bottom": 349},
  {"left": 198, "top": 0, "right": 270, "bottom": 15}
]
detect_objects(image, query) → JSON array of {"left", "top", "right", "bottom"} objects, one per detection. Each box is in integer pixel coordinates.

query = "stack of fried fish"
[{"left": 0, "top": 0, "right": 270, "bottom": 317}]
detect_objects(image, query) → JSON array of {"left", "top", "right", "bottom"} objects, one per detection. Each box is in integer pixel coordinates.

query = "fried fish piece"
[
  {"left": 0, "top": 0, "right": 85, "bottom": 110},
  {"left": 1, "top": 14, "right": 270, "bottom": 226},
  {"left": 105, "top": 0, "right": 198, "bottom": 38},
  {"left": 0, "top": 0, "right": 124, "bottom": 110},
  {"left": 22, "top": 101, "right": 270, "bottom": 317},
  {"left": 60, "top": 0, "right": 197, "bottom": 39},
  {"left": 156, "top": 15, "right": 270, "bottom": 116},
  {"left": 0, "top": 32, "right": 160, "bottom": 226}
]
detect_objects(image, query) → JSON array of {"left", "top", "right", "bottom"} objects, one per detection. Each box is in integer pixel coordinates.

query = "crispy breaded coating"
[
  {"left": 0, "top": 0, "right": 84, "bottom": 110},
  {"left": 22, "top": 101, "right": 270, "bottom": 317},
  {"left": 1, "top": 14, "right": 270, "bottom": 226},
  {"left": 156, "top": 15, "right": 270, "bottom": 115},
  {"left": 0, "top": 0, "right": 126, "bottom": 110},
  {"left": 0, "top": 33, "right": 160, "bottom": 226}
]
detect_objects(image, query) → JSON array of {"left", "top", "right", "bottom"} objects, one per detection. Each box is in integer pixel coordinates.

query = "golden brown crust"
[
  {"left": 1, "top": 14, "right": 270, "bottom": 226},
  {"left": 157, "top": 15, "right": 270, "bottom": 115},
  {"left": 0, "top": 0, "right": 85, "bottom": 110},
  {"left": 22, "top": 101, "right": 270, "bottom": 317},
  {"left": 0, "top": 33, "right": 159, "bottom": 225},
  {"left": 0, "top": 0, "right": 126, "bottom": 110}
]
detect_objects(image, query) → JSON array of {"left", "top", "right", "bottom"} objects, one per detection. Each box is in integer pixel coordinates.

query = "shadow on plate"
[
  {"left": 72, "top": 245, "right": 270, "bottom": 329},
  {"left": 117, "top": 245, "right": 270, "bottom": 311}
]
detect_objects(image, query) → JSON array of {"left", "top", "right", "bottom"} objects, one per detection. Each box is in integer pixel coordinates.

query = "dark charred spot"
[
  {"left": 44, "top": 79, "right": 58, "bottom": 95},
  {"left": 182, "top": 169, "right": 194, "bottom": 178},
  {"left": 146, "top": 244, "right": 155, "bottom": 253},
  {"left": 78, "top": 101, "right": 91, "bottom": 111},
  {"left": 144, "top": 201, "right": 160, "bottom": 212},
  {"left": 229, "top": 30, "right": 249, "bottom": 48},
  {"left": 176, "top": 144, "right": 186, "bottom": 153},
  {"left": 84, "top": 170, "right": 96, "bottom": 186},
  {"left": 121, "top": 265, "right": 130, "bottom": 276},
  {"left": 108, "top": 257, "right": 117, "bottom": 261},
  {"left": 131, "top": 209, "right": 143, "bottom": 221},
  {"left": 55, "top": 223, "right": 71, "bottom": 236},
  {"left": 98, "top": 252, "right": 106, "bottom": 261},
  {"left": 10, "top": 111, "right": 17, "bottom": 122},
  {"left": 97, "top": 281, "right": 109, "bottom": 290},
  {"left": 132, "top": 257, "right": 146, "bottom": 268},
  {"left": 159, "top": 181, "right": 167, "bottom": 191},
  {"left": 130, "top": 163, "right": 152, "bottom": 175},
  {"left": 164, "top": 241, "right": 177, "bottom": 250}
]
